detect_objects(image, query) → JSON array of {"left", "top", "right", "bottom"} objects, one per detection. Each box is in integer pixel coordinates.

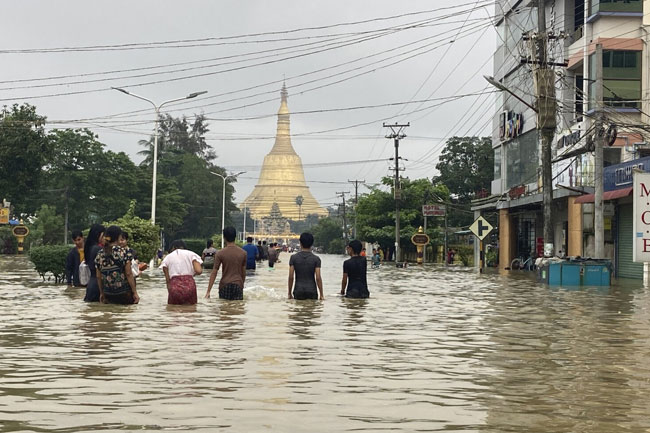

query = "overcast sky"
[{"left": 1, "top": 0, "right": 496, "bottom": 208}]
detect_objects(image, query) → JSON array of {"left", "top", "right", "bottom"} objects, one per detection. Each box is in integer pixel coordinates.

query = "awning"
[{"left": 574, "top": 186, "right": 633, "bottom": 204}]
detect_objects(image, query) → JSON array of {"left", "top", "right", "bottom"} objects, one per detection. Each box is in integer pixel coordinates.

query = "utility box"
[{"left": 537, "top": 259, "right": 611, "bottom": 287}]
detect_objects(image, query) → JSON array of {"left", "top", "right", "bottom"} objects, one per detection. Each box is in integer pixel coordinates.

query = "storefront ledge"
[
  {"left": 586, "top": 11, "right": 643, "bottom": 23},
  {"left": 574, "top": 186, "right": 633, "bottom": 203},
  {"left": 495, "top": 187, "right": 585, "bottom": 210}
]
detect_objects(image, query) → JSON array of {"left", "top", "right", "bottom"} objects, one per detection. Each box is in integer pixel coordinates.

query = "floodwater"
[{"left": 1, "top": 254, "right": 650, "bottom": 432}]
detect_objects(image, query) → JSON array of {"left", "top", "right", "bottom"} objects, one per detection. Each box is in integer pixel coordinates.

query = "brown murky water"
[{"left": 1, "top": 254, "right": 649, "bottom": 432}]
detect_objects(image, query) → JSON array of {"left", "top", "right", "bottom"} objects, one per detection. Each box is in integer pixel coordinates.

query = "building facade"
[{"left": 480, "top": 0, "right": 649, "bottom": 278}]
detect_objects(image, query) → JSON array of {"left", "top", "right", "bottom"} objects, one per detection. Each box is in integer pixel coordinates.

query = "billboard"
[{"left": 633, "top": 172, "right": 650, "bottom": 262}]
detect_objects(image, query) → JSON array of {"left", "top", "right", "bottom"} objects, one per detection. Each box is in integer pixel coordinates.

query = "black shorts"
[
  {"left": 345, "top": 288, "right": 369, "bottom": 299},
  {"left": 293, "top": 288, "right": 318, "bottom": 300},
  {"left": 104, "top": 291, "right": 135, "bottom": 304},
  {"left": 219, "top": 283, "right": 243, "bottom": 300}
]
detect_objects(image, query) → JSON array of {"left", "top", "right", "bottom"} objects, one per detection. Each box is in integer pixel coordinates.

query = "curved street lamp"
[
  {"left": 210, "top": 171, "right": 245, "bottom": 248},
  {"left": 112, "top": 87, "right": 207, "bottom": 225}
]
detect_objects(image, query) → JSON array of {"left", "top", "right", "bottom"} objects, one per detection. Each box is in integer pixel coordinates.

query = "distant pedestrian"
[
  {"left": 83, "top": 224, "right": 105, "bottom": 302},
  {"left": 262, "top": 240, "right": 269, "bottom": 260},
  {"left": 202, "top": 239, "right": 217, "bottom": 269},
  {"left": 268, "top": 242, "right": 279, "bottom": 268},
  {"left": 95, "top": 225, "right": 140, "bottom": 305},
  {"left": 242, "top": 237, "right": 259, "bottom": 270},
  {"left": 288, "top": 233, "right": 324, "bottom": 300},
  {"left": 161, "top": 239, "right": 203, "bottom": 305},
  {"left": 66, "top": 230, "right": 85, "bottom": 287},
  {"left": 256, "top": 241, "right": 263, "bottom": 263},
  {"left": 205, "top": 227, "right": 247, "bottom": 300},
  {"left": 341, "top": 239, "right": 369, "bottom": 298},
  {"left": 371, "top": 249, "right": 381, "bottom": 268},
  {"left": 360, "top": 248, "right": 366, "bottom": 257}
]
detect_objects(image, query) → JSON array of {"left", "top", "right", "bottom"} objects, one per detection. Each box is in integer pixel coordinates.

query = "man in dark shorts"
[
  {"left": 288, "top": 233, "right": 324, "bottom": 300},
  {"left": 268, "top": 242, "right": 279, "bottom": 268},
  {"left": 205, "top": 227, "right": 247, "bottom": 300},
  {"left": 341, "top": 239, "right": 369, "bottom": 298}
]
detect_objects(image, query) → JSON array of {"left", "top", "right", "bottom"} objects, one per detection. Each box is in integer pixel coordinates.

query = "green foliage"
[
  {"left": 453, "top": 245, "right": 474, "bottom": 266},
  {"left": 312, "top": 217, "right": 343, "bottom": 252},
  {"left": 29, "top": 245, "right": 69, "bottom": 283},
  {"left": 356, "top": 177, "right": 450, "bottom": 252},
  {"left": 105, "top": 200, "right": 160, "bottom": 263},
  {"left": 0, "top": 226, "right": 16, "bottom": 254},
  {"left": 31, "top": 204, "right": 64, "bottom": 245},
  {"left": 183, "top": 238, "right": 207, "bottom": 256},
  {"left": 0, "top": 104, "right": 50, "bottom": 215},
  {"left": 433, "top": 136, "right": 493, "bottom": 227},
  {"left": 328, "top": 238, "right": 346, "bottom": 254}
]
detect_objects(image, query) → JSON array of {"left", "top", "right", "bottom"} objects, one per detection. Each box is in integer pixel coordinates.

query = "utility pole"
[
  {"left": 384, "top": 122, "right": 409, "bottom": 263},
  {"left": 63, "top": 186, "right": 69, "bottom": 245},
  {"left": 337, "top": 191, "right": 349, "bottom": 244},
  {"left": 594, "top": 43, "right": 605, "bottom": 258},
  {"left": 348, "top": 179, "right": 365, "bottom": 239},
  {"left": 533, "top": 0, "right": 557, "bottom": 256}
]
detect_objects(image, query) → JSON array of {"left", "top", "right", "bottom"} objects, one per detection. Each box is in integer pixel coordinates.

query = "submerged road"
[{"left": 0, "top": 254, "right": 648, "bottom": 432}]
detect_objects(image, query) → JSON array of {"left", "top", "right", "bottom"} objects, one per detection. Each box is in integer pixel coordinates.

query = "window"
[
  {"left": 575, "top": 75, "right": 584, "bottom": 117},
  {"left": 590, "top": 0, "right": 642, "bottom": 15},
  {"left": 494, "top": 146, "right": 502, "bottom": 179},
  {"left": 506, "top": 130, "right": 539, "bottom": 188},
  {"left": 589, "top": 50, "right": 641, "bottom": 109}
]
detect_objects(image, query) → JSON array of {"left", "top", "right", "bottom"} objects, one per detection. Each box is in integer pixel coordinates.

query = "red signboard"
[{"left": 422, "top": 204, "right": 446, "bottom": 217}]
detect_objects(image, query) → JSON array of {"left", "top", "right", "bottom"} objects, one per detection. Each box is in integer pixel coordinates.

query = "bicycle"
[{"left": 510, "top": 256, "right": 536, "bottom": 271}]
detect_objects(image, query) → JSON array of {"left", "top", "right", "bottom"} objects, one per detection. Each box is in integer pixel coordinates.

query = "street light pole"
[
  {"left": 112, "top": 87, "right": 207, "bottom": 225},
  {"left": 210, "top": 171, "right": 245, "bottom": 248}
]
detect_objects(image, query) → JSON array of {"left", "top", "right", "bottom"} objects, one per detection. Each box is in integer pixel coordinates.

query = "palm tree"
[{"left": 295, "top": 195, "right": 304, "bottom": 220}]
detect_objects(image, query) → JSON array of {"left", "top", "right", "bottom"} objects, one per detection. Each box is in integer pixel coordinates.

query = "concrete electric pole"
[
  {"left": 348, "top": 179, "right": 365, "bottom": 239},
  {"left": 384, "top": 122, "right": 409, "bottom": 264}
]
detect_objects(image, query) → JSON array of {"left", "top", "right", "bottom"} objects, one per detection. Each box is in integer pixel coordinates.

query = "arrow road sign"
[{"left": 469, "top": 216, "right": 493, "bottom": 241}]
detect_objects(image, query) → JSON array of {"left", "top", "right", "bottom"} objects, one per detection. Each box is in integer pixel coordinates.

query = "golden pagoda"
[{"left": 242, "top": 84, "right": 328, "bottom": 221}]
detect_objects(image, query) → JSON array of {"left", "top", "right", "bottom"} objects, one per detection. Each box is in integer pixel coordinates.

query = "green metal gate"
[{"left": 617, "top": 204, "right": 643, "bottom": 279}]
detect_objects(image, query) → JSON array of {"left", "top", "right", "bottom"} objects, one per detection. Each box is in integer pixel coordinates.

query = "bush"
[
  {"left": 0, "top": 226, "right": 16, "bottom": 254},
  {"left": 184, "top": 238, "right": 207, "bottom": 256},
  {"left": 29, "top": 245, "right": 69, "bottom": 283},
  {"left": 105, "top": 200, "right": 159, "bottom": 263},
  {"left": 454, "top": 245, "right": 474, "bottom": 266}
]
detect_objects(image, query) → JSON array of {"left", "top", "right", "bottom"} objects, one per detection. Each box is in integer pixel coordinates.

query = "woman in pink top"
[{"left": 161, "top": 240, "right": 203, "bottom": 305}]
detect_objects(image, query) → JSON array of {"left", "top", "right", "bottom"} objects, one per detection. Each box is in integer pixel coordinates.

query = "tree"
[
  {"left": 0, "top": 104, "right": 50, "bottom": 214},
  {"left": 433, "top": 136, "right": 493, "bottom": 227},
  {"left": 31, "top": 204, "right": 64, "bottom": 245},
  {"left": 41, "top": 129, "right": 141, "bottom": 231},
  {"left": 312, "top": 216, "right": 344, "bottom": 253},
  {"left": 433, "top": 136, "right": 493, "bottom": 201},
  {"left": 138, "top": 113, "right": 214, "bottom": 165},
  {"left": 356, "top": 177, "right": 450, "bottom": 252}
]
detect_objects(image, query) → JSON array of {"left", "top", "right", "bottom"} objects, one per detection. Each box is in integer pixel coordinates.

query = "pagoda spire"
[{"left": 241, "top": 83, "right": 328, "bottom": 222}]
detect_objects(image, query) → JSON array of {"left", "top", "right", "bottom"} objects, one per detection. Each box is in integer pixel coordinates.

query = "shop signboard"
[
  {"left": 0, "top": 208, "right": 8, "bottom": 225},
  {"left": 633, "top": 172, "right": 650, "bottom": 262},
  {"left": 422, "top": 204, "right": 445, "bottom": 217}
]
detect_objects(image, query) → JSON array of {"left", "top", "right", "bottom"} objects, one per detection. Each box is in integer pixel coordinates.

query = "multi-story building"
[{"left": 478, "top": 0, "right": 649, "bottom": 278}]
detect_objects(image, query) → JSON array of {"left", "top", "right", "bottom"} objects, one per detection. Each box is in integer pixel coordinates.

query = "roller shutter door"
[{"left": 617, "top": 204, "right": 642, "bottom": 279}]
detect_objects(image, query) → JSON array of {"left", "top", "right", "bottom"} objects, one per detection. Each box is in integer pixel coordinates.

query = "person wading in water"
[{"left": 205, "top": 227, "right": 247, "bottom": 300}]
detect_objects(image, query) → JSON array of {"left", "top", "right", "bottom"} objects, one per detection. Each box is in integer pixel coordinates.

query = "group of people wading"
[{"left": 67, "top": 224, "right": 369, "bottom": 305}]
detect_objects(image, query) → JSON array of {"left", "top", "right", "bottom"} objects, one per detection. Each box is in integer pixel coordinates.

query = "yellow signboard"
[{"left": 0, "top": 208, "right": 8, "bottom": 225}]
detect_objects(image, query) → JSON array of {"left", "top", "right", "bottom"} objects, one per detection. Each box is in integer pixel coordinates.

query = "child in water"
[{"left": 341, "top": 240, "right": 369, "bottom": 298}]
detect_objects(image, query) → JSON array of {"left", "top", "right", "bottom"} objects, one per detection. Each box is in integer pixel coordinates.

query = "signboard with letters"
[
  {"left": 422, "top": 204, "right": 446, "bottom": 217},
  {"left": 633, "top": 172, "right": 650, "bottom": 262},
  {"left": 0, "top": 208, "right": 8, "bottom": 225}
]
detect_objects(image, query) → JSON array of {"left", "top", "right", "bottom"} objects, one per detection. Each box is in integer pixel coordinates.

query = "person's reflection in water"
[
  {"left": 76, "top": 309, "right": 124, "bottom": 378},
  {"left": 341, "top": 298, "right": 368, "bottom": 338},
  {"left": 216, "top": 300, "right": 246, "bottom": 341},
  {"left": 287, "top": 300, "right": 323, "bottom": 340}
]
